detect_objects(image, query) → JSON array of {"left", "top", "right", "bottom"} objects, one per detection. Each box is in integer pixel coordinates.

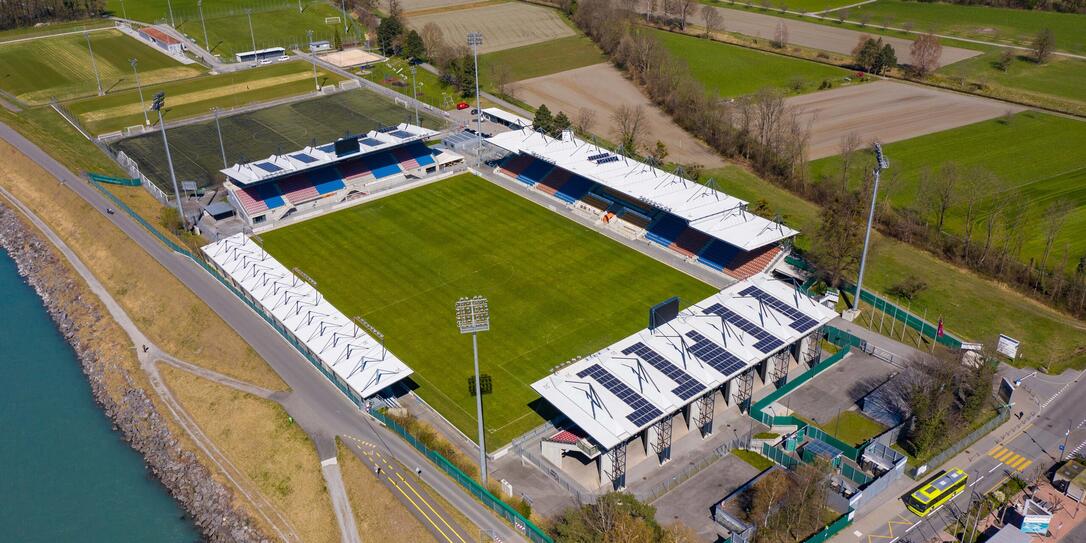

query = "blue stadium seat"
[
  {"left": 518, "top": 159, "right": 554, "bottom": 185},
  {"left": 555, "top": 175, "right": 594, "bottom": 204},
  {"left": 368, "top": 152, "right": 402, "bottom": 179},
  {"left": 645, "top": 214, "right": 688, "bottom": 247},
  {"left": 697, "top": 240, "right": 742, "bottom": 272}
]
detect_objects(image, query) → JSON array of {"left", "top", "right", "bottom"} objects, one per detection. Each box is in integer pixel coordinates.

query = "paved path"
[{"left": 0, "top": 121, "right": 523, "bottom": 542}]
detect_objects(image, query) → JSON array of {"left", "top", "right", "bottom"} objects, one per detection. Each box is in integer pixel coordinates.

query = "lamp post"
[
  {"left": 307, "top": 30, "right": 320, "bottom": 91},
  {"left": 151, "top": 92, "right": 186, "bottom": 229},
  {"left": 166, "top": 0, "right": 176, "bottom": 27},
  {"left": 197, "top": 0, "right": 210, "bottom": 52},
  {"left": 340, "top": 0, "right": 349, "bottom": 34},
  {"left": 455, "top": 296, "right": 490, "bottom": 483},
  {"left": 212, "top": 107, "right": 227, "bottom": 169},
  {"left": 467, "top": 32, "right": 483, "bottom": 165},
  {"left": 853, "top": 142, "right": 889, "bottom": 314},
  {"left": 120, "top": 0, "right": 128, "bottom": 20},
  {"left": 85, "top": 29, "right": 103, "bottom": 96},
  {"left": 130, "top": 58, "right": 149, "bottom": 126},
  {"left": 410, "top": 64, "right": 420, "bottom": 126},
  {"left": 246, "top": 9, "right": 257, "bottom": 63}
]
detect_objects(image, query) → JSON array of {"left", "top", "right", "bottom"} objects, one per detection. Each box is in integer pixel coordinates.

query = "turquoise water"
[{"left": 0, "top": 249, "right": 199, "bottom": 542}]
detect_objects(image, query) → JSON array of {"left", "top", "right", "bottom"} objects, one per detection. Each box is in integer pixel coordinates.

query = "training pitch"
[{"left": 260, "top": 173, "right": 717, "bottom": 448}]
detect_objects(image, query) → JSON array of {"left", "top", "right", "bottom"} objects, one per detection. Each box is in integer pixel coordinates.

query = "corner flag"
[{"left": 936, "top": 317, "right": 944, "bottom": 338}]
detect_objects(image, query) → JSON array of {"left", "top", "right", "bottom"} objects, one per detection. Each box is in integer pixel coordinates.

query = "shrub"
[{"left": 888, "top": 275, "right": 928, "bottom": 300}]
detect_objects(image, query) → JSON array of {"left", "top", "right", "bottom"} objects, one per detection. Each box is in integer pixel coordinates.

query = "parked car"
[
  {"left": 259, "top": 58, "right": 273, "bottom": 65},
  {"left": 456, "top": 101, "right": 470, "bottom": 110},
  {"left": 277, "top": 55, "right": 290, "bottom": 62},
  {"left": 470, "top": 108, "right": 479, "bottom": 115}
]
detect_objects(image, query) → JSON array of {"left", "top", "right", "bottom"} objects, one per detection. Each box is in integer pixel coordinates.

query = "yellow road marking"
[
  {"left": 389, "top": 478, "right": 455, "bottom": 543},
  {"left": 397, "top": 472, "right": 468, "bottom": 543},
  {"left": 1003, "top": 453, "right": 1023, "bottom": 466},
  {"left": 995, "top": 449, "right": 1016, "bottom": 462},
  {"left": 1016, "top": 459, "right": 1032, "bottom": 471},
  {"left": 989, "top": 445, "right": 1004, "bottom": 456}
]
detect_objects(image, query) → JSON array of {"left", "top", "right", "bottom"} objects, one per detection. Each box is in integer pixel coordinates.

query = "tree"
[
  {"left": 552, "top": 111, "right": 572, "bottom": 137},
  {"left": 750, "top": 469, "right": 789, "bottom": 528},
  {"left": 533, "top": 104, "right": 554, "bottom": 135},
  {"left": 875, "top": 42, "right": 897, "bottom": 74},
  {"left": 1040, "top": 199, "right": 1072, "bottom": 274},
  {"left": 552, "top": 493, "right": 668, "bottom": 543},
  {"left": 959, "top": 168, "right": 994, "bottom": 261},
  {"left": 811, "top": 191, "right": 864, "bottom": 287},
  {"left": 402, "top": 29, "right": 425, "bottom": 61},
  {"left": 1032, "top": 27, "right": 1055, "bottom": 64},
  {"left": 920, "top": 162, "right": 958, "bottom": 233},
  {"left": 701, "top": 5, "right": 723, "bottom": 37},
  {"left": 852, "top": 36, "right": 880, "bottom": 71},
  {"left": 676, "top": 0, "right": 697, "bottom": 30},
  {"left": 612, "top": 104, "right": 646, "bottom": 155},
  {"left": 491, "top": 64, "right": 512, "bottom": 96},
  {"left": 387, "top": 0, "right": 403, "bottom": 19},
  {"left": 332, "top": 27, "right": 343, "bottom": 51},
  {"left": 909, "top": 33, "right": 942, "bottom": 77},
  {"left": 376, "top": 16, "right": 405, "bottom": 56},
  {"left": 994, "top": 48, "right": 1015, "bottom": 72},
  {"left": 771, "top": 22, "right": 788, "bottom": 49},
  {"left": 576, "top": 107, "right": 597, "bottom": 134},
  {"left": 837, "top": 131, "right": 862, "bottom": 194},
  {"left": 419, "top": 22, "right": 445, "bottom": 61},
  {"left": 650, "top": 140, "right": 669, "bottom": 165}
]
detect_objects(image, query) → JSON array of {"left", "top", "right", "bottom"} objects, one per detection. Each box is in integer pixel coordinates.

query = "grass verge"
[
  {"left": 733, "top": 448, "right": 776, "bottom": 471},
  {"left": 336, "top": 439, "right": 436, "bottom": 542},
  {"left": 813, "top": 410, "right": 886, "bottom": 447}
]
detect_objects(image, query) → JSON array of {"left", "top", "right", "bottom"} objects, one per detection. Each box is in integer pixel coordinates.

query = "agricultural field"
[
  {"left": 508, "top": 63, "right": 725, "bottom": 166},
  {"left": 703, "top": 163, "right": 1086, "bottom": 371},
  {"left": 259, "top": 173, "right": 718, "bottom": 448},
  {"left": 0, "top": 19, "right": 113, "bottom": 42},
  {"left": 111, "top": 87, "right": 441, "bottom": 189},
  {"left": 0, "top": 29, "right": 202, "bottom": 105},
  {"left": 847, "top": 0, "right": 1086, "bottom": 55},
  {"left": 406, "top": 2, "right": 574, "bottom": 54},
  {"left": 787, "top": 80, "right": 1022, "bottom": 159},
  {"left": 939, "top": 51, "right": 1086, "bottom": 114},
  {"left": 810, "top": 111, "right": 1086, "bottom": 273},
  {"left": 649, "top": 28, "right": 851, "bottom": 97},
  {"left": 479, "top": 35, "right": 605, "bottom": 89},
  {"left": 67, "top": 60, "right": 343, "bottom": 135},
  {"left": 398, "top": 0, "right": 493, "bottom": 14}
]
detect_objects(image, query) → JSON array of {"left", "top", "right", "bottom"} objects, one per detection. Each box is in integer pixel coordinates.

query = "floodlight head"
[
  {"left": 151, "top": 91, "right": 166, "bottom": 111},
  {"left": 872, "top": 142, "right": 889, "bottom": 170},
  {"left": 130, "top": 58, "right": 137, "bottom": 67},
  {"left": 467, "top": 32, "right": 483, "bottom": 47},
  {"left": 455, "top": 296, "right": 490, "bottom": 334}
]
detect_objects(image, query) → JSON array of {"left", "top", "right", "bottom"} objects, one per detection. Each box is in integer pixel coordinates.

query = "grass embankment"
[
  {"left": 703, "top": 163, "right": 1086, "bottom": 371},
  {"left": 67, "top": 61, "right": 344, "bottom": 134},
  {"left": 160, "top": 365, "right": 336, "bottom": 543},
  {"left": 336, "top": 440, "right": 436, "bottom": 542},
  {"left": 0, "top": 18, "right": 113, "bottom": 42},
  {"left": 810, "top": 112, "right": 1086, "bottom": 274},
  {"left": 0, "top": 29, "right": 203, "bottom": 105},
  {"left": 813, "top": 410, "right": 886, "bottom": 447},
  {"left": 0, "top": 116, "right": 286, "bottom": 390},
  {"left": 649, "top": 27, "right": 852, "bottom": 97},
  {"left": 260, "top": 173, "right": 718, "bottom": 448},
  {"left": 733, "top": 449, "right": 776, "bottom": 471}
]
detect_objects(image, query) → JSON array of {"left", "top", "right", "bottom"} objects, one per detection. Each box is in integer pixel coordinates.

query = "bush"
[
  {"left": 888, "top": 275, "right": 927, "bottom": 301},
  {"left": 754, "top": 432, "right": 780, "bottom": 439}
]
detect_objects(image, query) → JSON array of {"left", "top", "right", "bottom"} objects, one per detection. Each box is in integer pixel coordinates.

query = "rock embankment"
[{"left": 0, "top": 204, "right": 268, "bottom": 543}]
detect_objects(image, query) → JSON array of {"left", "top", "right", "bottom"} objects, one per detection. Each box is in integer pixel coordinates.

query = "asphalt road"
[
  {"left": 0, "top": 121, "right": 525, "bottom": 543},
  {"left": 859, "top": 371, "right": 1086, "bottom": 543}
]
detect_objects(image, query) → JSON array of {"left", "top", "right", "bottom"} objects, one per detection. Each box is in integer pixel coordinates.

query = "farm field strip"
[{"left": 406, "top": 2, "right": 574, "bottom": 54}]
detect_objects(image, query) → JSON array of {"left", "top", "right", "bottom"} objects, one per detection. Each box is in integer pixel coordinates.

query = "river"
[{"left": 0, "top": 249, "right": 200, "bottom": 542}]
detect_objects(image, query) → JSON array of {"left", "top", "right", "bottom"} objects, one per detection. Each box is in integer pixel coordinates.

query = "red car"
[{"left": 456, "top": 101, "right": 470, "bottom": 110}]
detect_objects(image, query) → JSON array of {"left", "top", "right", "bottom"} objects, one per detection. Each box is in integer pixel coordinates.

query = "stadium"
[{"left": 199, "top": 108, "right": 834, "bottom": 492}]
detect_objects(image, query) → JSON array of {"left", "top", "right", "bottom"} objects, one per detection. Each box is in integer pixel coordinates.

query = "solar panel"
[
  {"left": 290, "top": 153, "right": 318, "bottom": 164},
  {"left": 684, "top": 330, "right": 746, "bottom": 378},
  {"left": 389, "top": 130, "right": 413, "bottom": 138},
  {"left": 587, "top": 152, "right": 610, "bottom": 161},
  {"left": 595, "top": 156, "right": 620, "bottom": 165},
  {"left": 805, "top": 438, "right": 842, "bottom": 459},
  {"left": 701, "top": 303, "right": 784, "bottom": 353},
  {"left": 740, "top": 286, "right": 819, "bottom": 332},
  {"left": 317, "top": 144, "right": 336, "bottom": 153},
  {"left": 577, "top": 364, "right": 662, "bottom": 427},
  {"left": 622, "top": 343, "right": 705, "bottom": 400},
  {"left": 255, "top": 162, "right": 282, "bottom": 173},
  {"left": 359, "top": 137, "right": 382, "bottom": 147}
]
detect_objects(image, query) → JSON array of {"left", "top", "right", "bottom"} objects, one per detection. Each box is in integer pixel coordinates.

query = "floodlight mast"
[
  {"left": 467, "top": 32, "right": 483, "bottom": 166},
  {"left": 455, "top": 295, "right": 490, "bottom": 483},
  {"left": 854, "top": 142, "right": 888, "bottom": 312},
  {"left": 151, "top": 92, "right": 186, "bottom": 229}
]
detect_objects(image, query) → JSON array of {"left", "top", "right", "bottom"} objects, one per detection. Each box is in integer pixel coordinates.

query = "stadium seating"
[
  {"left": 392, "top": 143, "right": 436, "bottom": 170},
  {"left": 536, "top": 167, "right": 569, "bottom": 196},
  {"left": 277, "top": 174, "right": 320, "bottom": 204},
  {"left": 725, "top": 245, "right": 782, "bottom": 279},
  {"left": 697, "top": 239, "right": 742, "bottom": 272},
  {"left": 555, "top": 175, "right": 594, "bottom": 204},
  {"left": 498, "top": 154, "right": 535, "bottom": 182},
  {"left": 338, "top": 157, "right": 373, "bottom": 182},
  {"left": 582, "top": 192, "right": 613, "bottom": 212},
  {"left": 670, "top": 227, "right": 712, "bottom": 258},
  {"left": 235, "top": 183, "right": 285, "bottom": 215},
  {"left": 308, "top": 166, "right": 346, "bottom": 194},
  {"left": 518, "top": 158, "right": 555, "bottom": 187},
  {"left": 616, "top": 209, "right": 652, "bottom": 229},
  {"left": 645, "top": 214, "right": 688, "bottom": 247},
  {"left": 366, "top": 152, "right": 402, "bottom": 179}
]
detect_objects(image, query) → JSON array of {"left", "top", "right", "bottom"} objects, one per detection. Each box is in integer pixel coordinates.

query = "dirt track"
[
  {"left": 643, "top": 2, "right": 980, "bottom": 67},
  {"left": 788, "top": 80, "right": 1025, "bottom": 159},
  {"left": 508, "top": 63, "right": 725, "bottom": 166}
]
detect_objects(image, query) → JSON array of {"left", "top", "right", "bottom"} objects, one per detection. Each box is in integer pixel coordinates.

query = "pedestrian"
[{"left": 415, "top": 466, "right": 422, "bottom": 476}]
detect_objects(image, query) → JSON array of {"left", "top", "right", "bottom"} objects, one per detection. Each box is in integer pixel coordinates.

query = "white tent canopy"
[
  {"left": 202, "top": 234, "right": 413, "bottom": 398},
  {"left": 531, "top": 276, "right": 836, "bottom": 450}
]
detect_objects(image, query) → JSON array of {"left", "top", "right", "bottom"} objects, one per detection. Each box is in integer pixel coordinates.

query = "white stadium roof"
[
  {"left": 222, "top": 123, "right": 438, "bottom": 186},
  {"left": 482, "top": 107, "right": 532, "bottom": 128},
  {"left": 486, "top": 128, "right": 797, "bottom": 251},
  {"left": 202, "top": 234, "right": 413, "bottom": 398},
  {"left": 531, "top": 276, "right": 836, "bottom": 450}
]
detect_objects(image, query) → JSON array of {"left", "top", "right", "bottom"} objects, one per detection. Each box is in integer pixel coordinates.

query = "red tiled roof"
[{"left": 141, "top": 27, "right": 181, "bottom": 45}]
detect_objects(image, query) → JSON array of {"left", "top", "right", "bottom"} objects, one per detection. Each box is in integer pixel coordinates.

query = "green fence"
[
  {"left": 856, "top": 289, "right": 963, "bottom": 349},
  {"left": 824, "top": 325, "right": 866, "bottom": 350},
  {"left": 840, "top": 462, "right": 870, "bottom": 486},
  {"left": 803, "top": 510, "right": 854, "bottom": 543},
  {"left": 762, "top": 442, "right": 800, "bottom": 469},
  {"left": 89, "top": 176, "right": 554, "bottom": 543},
  {"left": 89, "top": 172, "right": 142, "bottom": 186},
  {"left": 370, "top": 409, "right": 554, "bottom": 543}
]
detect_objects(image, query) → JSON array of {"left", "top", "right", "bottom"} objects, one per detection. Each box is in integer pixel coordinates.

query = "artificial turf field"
[{"left": 260, "top": 173, "right": 718, "bottom": 448}]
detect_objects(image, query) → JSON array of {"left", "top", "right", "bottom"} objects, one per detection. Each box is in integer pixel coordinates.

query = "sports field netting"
[
  {"left": 260, "top": 173, "right": 717, "bottom": 448},
  {"left": 111, "top": 88, "right": 443, "bottom": 189}
]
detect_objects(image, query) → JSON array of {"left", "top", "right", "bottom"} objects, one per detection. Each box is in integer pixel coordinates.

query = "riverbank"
[{"left": 0, "top": 202, "right": 268, "bottom": 543}]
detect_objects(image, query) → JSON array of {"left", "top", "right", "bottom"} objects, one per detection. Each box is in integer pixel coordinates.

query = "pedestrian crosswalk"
[{"left": 989, "top": 445, "right": 1033, "bottom": 471}]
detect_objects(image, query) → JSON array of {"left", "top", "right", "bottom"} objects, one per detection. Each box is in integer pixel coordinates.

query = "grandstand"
[
  {"left": 222, "top": 123, "right": 463, "bottom": 227},
  {"left": 487, "top": 124, "right": 795, "bottom": 280},
  {"left": 202, "top": 234, "right": 413, "bottom": 401},
  {"left": 532, "top": 275, "right": 836, "bottom": 490}
]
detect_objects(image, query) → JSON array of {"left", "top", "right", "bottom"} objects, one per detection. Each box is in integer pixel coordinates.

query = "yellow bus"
[{"left": 903, "top": 468, "right": 968, "bottom": 517}]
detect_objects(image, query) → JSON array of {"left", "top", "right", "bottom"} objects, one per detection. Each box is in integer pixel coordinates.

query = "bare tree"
[
  {"left": 1032, "top": 27, "right": 1055, "bottom": 64},
  {"left": 959, "top": 168, "right": 993, "bottom": 261},
  {"left": 387, "top": 0, "right": 402, "bottom": 19},
  {"left": 491, "top": 64, "right": 512, "bottom": 96},
  {"left": 977, "top": 184, "right": 1008, "bottom": 265},
  {"left": 1040, "top": 199, "right": 1072, "bottom": 273},
  {"left": 909, "top": 33, "right": 942, "bottom": 77},
  {"left": 677, "top": 0, "right": 697, "bottom": 30},
  {"left": 772, "top": 22, "right": 789, "bottom": 48},
  {"left": 575, "top": 107, "right": 596, "bottom": 135},
  {"left": 612, "top": 104, "right": 646, "bottom": 154},
  {"left": 837, "top": 131, "right": 861, "bottom": 193},
  {"left": 924, "top": 162, "right": 958, "bottom": 233},
  {"left": 419, "top": 22, "right": 445, "bottom": 62},
  {"left": 701, "top": 4, "right": 723, "bottom": 37}
]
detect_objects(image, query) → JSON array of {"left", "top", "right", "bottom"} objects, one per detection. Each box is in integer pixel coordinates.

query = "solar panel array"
[
  {"left": 587, "top": 152, "right": 609, "bottom": 161},
  {"left": 701, "top": 303, "right": 784, "bottom": 352},
  {"left": 389, "top": 130, "right": 414, "bottom": 138},
  {"left": 683, "top": 330, "right": 746, "bottom": 378},
  {"left": 577, "top": 364, "right": 662, "bottom": 427},
  {"left": 740, "top": 286, "right": 818, "bottom": 332},
  {"left": 804, "top": 438, "right": 842, "bottom": 459},
  {"left": 255, "top": 162, "right": 282, "bottom": 173},
  {"left": 622, "top": 343, "right": 705, "bottom": 400},
  {"left": 359, "top": 137, "right": 382, "bottom": 147},
  {"left": 595, "top": 155, "right": 620, "bottom": 165},
  {"left": 290, "top": 153, "right": 318, "bottom": 164}
]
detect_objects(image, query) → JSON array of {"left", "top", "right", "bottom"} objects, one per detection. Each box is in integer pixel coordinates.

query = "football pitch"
[{"left": 260, "top": 173, "right": 718, "bottom": 448}]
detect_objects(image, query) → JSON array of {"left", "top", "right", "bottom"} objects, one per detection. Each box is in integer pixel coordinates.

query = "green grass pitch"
[
  {"left": 649, "top": 28, "right": 852, "bottom": 98},
  {"left": 260, "top": 173, "right": 718, "bottom": 448}
]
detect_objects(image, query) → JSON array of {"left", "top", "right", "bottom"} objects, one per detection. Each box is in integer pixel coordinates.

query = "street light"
[
  {"left": 467, "top": 32, "right": 483, "bottom": 165},
  {"left": 455, "top": 295, "right": 490, "bottom": 483},
  {"left": 410, "top": 64, "right": 420, "bottom": 126},
  {"left": 197, "top": 0, "right": 210, "bottom": 52},
  {"left": 150, "top": 92, "right": 186, "bottom": 229},
  {"left": 85, "top": 29, "right": 103, "bottom": 96},
  {"left": 130, "top": 58, "right": 149, "bottom": 126},
  {"left": 166, "top": 0, "right": 176, "bottom": 27},
  {"left": 307, "top": 30, "right": 320, "bottom": 91},
  {"left": 246, "top": 9, "right": 257, "bottom": 63},
  {"left": 853, "top": 142, "right": 888, "bottom": 314},
  {"left": 211, "top": 107, "right": 227, "bottom": 169}
]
